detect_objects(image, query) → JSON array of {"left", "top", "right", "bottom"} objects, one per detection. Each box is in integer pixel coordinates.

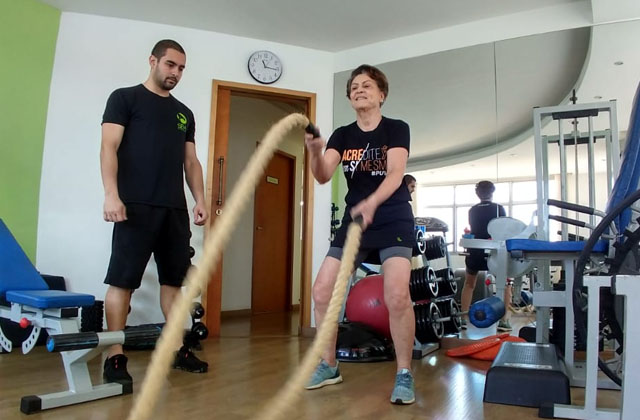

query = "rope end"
[{"left": 305, "top": 123, "right": 321, "bottom": 138}]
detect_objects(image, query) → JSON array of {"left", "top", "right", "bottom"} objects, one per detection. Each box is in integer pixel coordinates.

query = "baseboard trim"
[
  {"left": 220, "top": 309, "right": 252, "bottom": 319},
  {"left": 299, "top": 326, "right": 316, "bottom": 337}
]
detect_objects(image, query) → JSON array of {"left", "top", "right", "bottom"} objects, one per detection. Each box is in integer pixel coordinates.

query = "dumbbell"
[
  {"left": 435, "top": 268, "right": 457, "bottom": 296},
  {"left": 409, "top": 266, "right": 439, "bottom": 300},
  {"left": 414, "top": 302, "right": 444, "bottom": 343},
  {"left": 185, "top": 302, "right": 207, "bottom": 350},
  {"left": 191, "top": 302, "right": 205, "bottom": 320},
  {"left": 191, "top": 322, "right": 209, "bottom": 340},
  {"left": 413, "top": 229, "right": 427, "bottom": 255},
  {"left": 435, "top": 299, "right": 462, "bottom": 334}
]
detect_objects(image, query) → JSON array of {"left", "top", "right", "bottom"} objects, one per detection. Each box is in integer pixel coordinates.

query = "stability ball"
[{"left": 345, "top": 275, "right": 391, "bottom": 338}]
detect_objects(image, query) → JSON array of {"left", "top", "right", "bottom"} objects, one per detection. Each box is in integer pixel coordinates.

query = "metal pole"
[
  {"left": 559, "top": 119, "right": 568, "bottom": 241},
  {"left": 587, "top": 116, "right": 596, "bottom": 226},
  {"left": 573, "top": 120, "right": 580, "bottom": 239}
]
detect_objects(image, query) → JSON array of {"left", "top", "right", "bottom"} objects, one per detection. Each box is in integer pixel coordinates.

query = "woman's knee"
[
  {"left": 384, "top": 284, "right": 412, "bottom": 313},
  {"left": 312, "top": 258, "right": 339, "bottom": 306},
  {"left": 312, "top": 279, "right": 333, "bottom": 306}
]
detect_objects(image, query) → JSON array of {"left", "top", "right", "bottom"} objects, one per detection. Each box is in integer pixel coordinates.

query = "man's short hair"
[
  {"left": 151, "top": 39, "right": 185, "bottom": 60},
  {"left": 475, "top": 180, "right": 495, "bottom": 200},
  {"left": 403, "top": 174, "right": 416, "bottom": 185}
]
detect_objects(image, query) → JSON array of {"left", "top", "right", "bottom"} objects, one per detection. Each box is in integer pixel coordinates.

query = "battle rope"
[
  {"left": 129, "top": 113, "right": 311, "bottom": 420},
  {"left": 128, "top": 112, "right": 364, "bottom": 420}
]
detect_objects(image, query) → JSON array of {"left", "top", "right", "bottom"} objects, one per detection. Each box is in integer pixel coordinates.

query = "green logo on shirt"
[{"left": 177, "top": 112, "right": 187, "bottom": 132}]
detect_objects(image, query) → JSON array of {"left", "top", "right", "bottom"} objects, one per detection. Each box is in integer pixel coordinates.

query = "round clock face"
[{"left": 248, "top": 50, "right": 282, "bottom": 84}]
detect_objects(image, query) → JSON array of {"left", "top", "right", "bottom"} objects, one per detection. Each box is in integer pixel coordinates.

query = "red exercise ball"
[{"left": 345, "top": 275, "right": 391, "bottom": 338}]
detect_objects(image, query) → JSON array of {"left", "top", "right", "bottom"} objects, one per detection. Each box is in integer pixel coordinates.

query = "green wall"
[
  {"left": 0, "top": 0, "right": 60, "bottom": 262},
  {"left": 331, "top": 169, "right": 346, "bottom": 221}
]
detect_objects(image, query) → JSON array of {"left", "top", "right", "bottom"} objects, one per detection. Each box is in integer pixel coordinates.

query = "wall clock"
[{"left": 248, "top": 50, "right": 283, "bottom": 84}]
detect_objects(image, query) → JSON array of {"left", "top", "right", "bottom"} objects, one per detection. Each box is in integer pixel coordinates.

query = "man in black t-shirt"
[
  {"left": 461, "top": 181, "right": 512, "bottom": 331},
  {"left": 100, "top": 40, "right": 209, "bottom": 384}
]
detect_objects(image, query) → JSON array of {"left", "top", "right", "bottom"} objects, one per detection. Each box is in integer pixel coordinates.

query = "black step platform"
[{"left": 484, "top": 342, "right": 570, "bottom": 408}]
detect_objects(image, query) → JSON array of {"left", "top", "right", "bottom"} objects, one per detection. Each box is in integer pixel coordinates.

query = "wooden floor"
[{"left": 0, "top": 311, "right": 621, "bottom": 420}]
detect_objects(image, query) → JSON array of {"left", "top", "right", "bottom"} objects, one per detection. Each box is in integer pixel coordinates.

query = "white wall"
[
  {"left": 221, "top": 96, "right": 304, "bottom": 311},
  {"left": 36, "top": 12, "right": 333, "bottom": 325}
]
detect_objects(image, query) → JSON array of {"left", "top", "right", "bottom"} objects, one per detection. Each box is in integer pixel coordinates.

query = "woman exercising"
[{"left": 304, "top": 64, "right": 416, "bottom": 404}]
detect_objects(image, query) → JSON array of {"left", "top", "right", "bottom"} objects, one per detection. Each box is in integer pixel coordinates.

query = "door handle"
[
  {"left": 216, "top": 156, "right": 225, "bottom": 206},
  {"left": 256, "top": 226, "right": 264, "bottom": 231}
]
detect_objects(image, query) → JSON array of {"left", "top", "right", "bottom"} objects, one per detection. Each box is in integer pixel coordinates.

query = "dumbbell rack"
[
  {"left": 185, "top": 302, "right": 208, "bottom": 350},
  {"left": 412, "top": 217, "right": 460, "bottom": 359}
]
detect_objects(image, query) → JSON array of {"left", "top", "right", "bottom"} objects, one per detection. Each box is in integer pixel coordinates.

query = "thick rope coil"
[{"left": 128, "top": 113, "right": 310, "bottom": 420}]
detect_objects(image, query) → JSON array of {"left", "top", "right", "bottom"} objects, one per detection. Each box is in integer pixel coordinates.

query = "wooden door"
[
  {"left": 204, "top": 80, "right": 316, "bottom": 336},
  {"left": 251, "top": 151, "right": 294, "bottom": 313}
]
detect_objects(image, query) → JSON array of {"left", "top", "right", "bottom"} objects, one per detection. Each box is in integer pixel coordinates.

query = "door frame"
[
  {"left": 251, "top": 149, "right": 296, "bottom": 314},
  {"left": 203, "top": 80, "right": 316, "bottom": 336}
]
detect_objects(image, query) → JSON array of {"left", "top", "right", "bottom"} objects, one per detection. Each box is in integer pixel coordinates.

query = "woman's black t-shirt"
[{"left": 327, "top": 116, "right": 414, "bottom": 249}]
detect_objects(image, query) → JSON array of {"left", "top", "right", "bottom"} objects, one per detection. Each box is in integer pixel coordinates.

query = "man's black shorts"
[
  {"left": 465, "top": 249, "right": 488, "bottom": 275},
  {"left": 104, "top": 203, "right": 191, "bottom": 289}
]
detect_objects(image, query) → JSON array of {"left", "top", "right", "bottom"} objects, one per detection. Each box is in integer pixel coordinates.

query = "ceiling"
[{"left": 39, "top": 0, "right": 581, "bottom": 52}]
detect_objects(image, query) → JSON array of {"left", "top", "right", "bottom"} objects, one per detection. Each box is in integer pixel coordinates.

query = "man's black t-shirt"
[
  {"left": 327, "top": 116, "right": 414, "bottom": 249},
  {"left": 469, "top": 201, "right": 506, "bottom": 239},
  {"left": 102, "top": 84, "right": 195, "bottom": 209}
]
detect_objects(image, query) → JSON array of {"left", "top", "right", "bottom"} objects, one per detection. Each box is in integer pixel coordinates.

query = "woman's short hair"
[{"left": 346, "top": 64, "right": 389, "bottom": 106}]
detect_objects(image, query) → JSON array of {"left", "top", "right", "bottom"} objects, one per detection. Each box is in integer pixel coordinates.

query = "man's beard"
[
  {"left": 155, "top": 72, "right": 177, "bottom": 91},
  {"left": 161, "top": 77, "right": 177, "bottom": 90}
]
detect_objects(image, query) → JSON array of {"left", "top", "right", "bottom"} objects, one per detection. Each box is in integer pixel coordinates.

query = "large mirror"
[{"left": 331, "top": 20, "right": 640, "bottom": 260}]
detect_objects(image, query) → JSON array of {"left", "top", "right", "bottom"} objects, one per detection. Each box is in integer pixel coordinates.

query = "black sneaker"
[
  {"left": 173, "top": 346, "right": 208, "bottom": 373},
  {"left": 103, "top": 354, "right": 132, "bottom": 384}
]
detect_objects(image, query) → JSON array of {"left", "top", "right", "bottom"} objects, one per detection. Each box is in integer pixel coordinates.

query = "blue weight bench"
[{"left": 0, "top": 218, "right": 159, "bottom": 414}]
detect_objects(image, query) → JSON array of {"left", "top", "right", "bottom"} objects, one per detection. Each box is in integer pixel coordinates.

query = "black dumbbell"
[
  {"left": 191, "top": 302, "right": 205, "bottom": 320},
  {"left": 191, "top": 322, "right": 209, "bottom": 340}
]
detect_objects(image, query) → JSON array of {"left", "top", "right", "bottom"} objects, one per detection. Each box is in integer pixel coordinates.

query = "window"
[{"left": 417, "top": 179, "right": 543, "bottom": 252}]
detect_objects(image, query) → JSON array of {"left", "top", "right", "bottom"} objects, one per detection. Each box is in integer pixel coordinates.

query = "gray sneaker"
[
  {"left": 390, "top": 369, "right": 415, "bottom": 405},
  {"left": 305, "top": 360, "right": 343, "bottom": 390},
  {"left": 497, "top": 320, "right": 513, "bottom": 332}
]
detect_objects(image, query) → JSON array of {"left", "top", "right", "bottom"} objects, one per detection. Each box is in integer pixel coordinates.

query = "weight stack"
[
  {"left": 414, "top": 302, "right": 443, "bottom": 343},
  {"left": 423, "top": 236, "right": 447, "bottom": 261}
]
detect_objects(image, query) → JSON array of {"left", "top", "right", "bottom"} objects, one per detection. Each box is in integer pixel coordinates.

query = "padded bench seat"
[
  {"left": 5, "top": 290, "right": 94, "bottom": 309},
  {"left": 505, "top": 239, "right": 608, "bottom": 254}
]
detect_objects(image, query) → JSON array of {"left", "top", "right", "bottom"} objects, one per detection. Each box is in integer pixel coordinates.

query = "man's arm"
[
  {"left": 100, "top": 123, "right": 127, "bottom": 222},
  {"left": 184, "top": 142, "right": 208, "bottom": 226}
]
